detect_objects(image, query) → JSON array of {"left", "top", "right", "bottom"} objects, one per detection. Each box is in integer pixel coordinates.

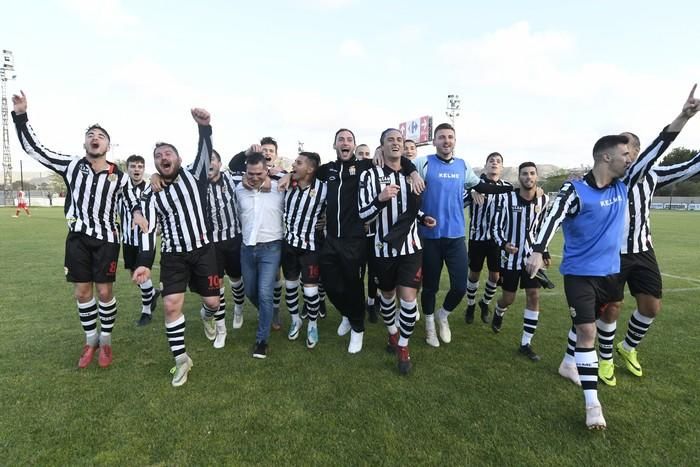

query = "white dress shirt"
[{"left": 235, "top": 180, "right": 284, "bottom": 246}]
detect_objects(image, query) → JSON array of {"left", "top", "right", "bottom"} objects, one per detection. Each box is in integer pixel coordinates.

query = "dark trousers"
[
  {"left": 320, "top": 236, "right": 367, "bottom": 332},
  {"left": 421, "top": 237, "right": 468, "bottom": 315},
  {"left": 364, "top": 237, "right": 378, "bottom": 299}
]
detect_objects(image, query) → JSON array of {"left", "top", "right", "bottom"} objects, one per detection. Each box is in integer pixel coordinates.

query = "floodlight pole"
[
  {"left": 2, "top": 49, "right": 16, "bottom": 206},
  {"left": 445, "top": 94, "right": 461, "bottom": 127}
]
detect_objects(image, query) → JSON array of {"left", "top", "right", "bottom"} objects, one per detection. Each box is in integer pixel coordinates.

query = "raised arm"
[
  {"left": 655, "top": 151, "right": 700, "bottom": 189},
  {"left": 624, "top": 84, "right": 700, "bottom": 187},
  {"left": 188, "top": 108, "right": 213, "bottom": 183},
  {"left": 11, "top": 91, "right": 74, "bottom": 175}
]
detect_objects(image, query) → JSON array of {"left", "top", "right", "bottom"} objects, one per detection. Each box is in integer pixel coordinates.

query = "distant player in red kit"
[{"left": 13, "top": 190, "right": 31, "bottom": 217}]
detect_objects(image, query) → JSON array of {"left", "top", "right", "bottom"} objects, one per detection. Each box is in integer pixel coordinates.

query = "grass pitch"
[{"left": 1, "top": 208, "right": 699, "bottom": 466}]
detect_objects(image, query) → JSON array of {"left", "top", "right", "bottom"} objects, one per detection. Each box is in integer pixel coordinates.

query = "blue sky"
[{"left": 2, "top": 0, "right": 700, "bottom": 175}]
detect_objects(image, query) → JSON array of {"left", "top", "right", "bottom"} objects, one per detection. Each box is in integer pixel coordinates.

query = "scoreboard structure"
[{"left": 398, "top": 115, "right": 433, "bottom": 147}]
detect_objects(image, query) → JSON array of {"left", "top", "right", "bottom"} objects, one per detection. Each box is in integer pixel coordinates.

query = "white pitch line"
[
  {"left": 542, "top": 254, "right": 700, "bottom": 283},
  {"left": 540, "top": 286, "right": 700, "bottom": 296},
  {"left": 660, "top": 272, "right": 700, "bottom": 284}
]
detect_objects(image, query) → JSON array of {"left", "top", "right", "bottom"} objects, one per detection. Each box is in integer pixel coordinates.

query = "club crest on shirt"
[
  {"left": 79, "top": 163, "right": 90, "bottom": 175},
  {"left": 349, "top": 166, "right": 356, "bottom": 176},
  {"left": 108, "top": 173, "right": 118, "bottom": 183},
  {"left": 309, "top": 189, "right": 316, "bottom": 197},
  {"left": 569, "top": 306, "right": 577, "bottom": 318},
  {"left": 535, "top": 205, "right": 541, "bottom": 213}
]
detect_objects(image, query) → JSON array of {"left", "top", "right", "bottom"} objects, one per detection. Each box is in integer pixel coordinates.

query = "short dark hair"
[
  {"left": 299, "top": 151, "right": 321, "bottom": 169},
  {"left": 211, "top": 149, "right": 221, "bottom": 162},
  {"left": 153, "top": 142, "right": 179, "bottom": 158},
  {"left": 404, "top": 139, "right": 416, "bottom": 146},
  {"left": 85, "top": 124, "right": 110, "bottom": 142},
  {"left": 246, "top": 152, "right": 267, "bottom": 167},
  {"left": 433, "top": 122, "right": 455, "bottom": 137},
  {"left": 334, "top": 128, "right": 356, "bottom": 144},
  {"left": 380, "top": 128, "right": 402, "bottom": 145},
  {"left": 620, "top": 132, "right": 640, "bottom": 152},
  {"left": 260, "top": 137, "right": 278, "bottom": 150},
  {"left": 486, "top": 152, "right": 503, "bottom": 163},
  {"left": 519, "top": 161, "right": 537, "bottom": 173},
  {"left": 592, "top": 135, "right": 629, "bottom": 158},
  {"left": 126, "top": 154, "right": 145, "bottom": 166}
]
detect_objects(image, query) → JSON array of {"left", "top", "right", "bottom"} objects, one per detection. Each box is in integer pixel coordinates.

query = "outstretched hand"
[
  {"left": 132, "top": 211, "right": 149, "bottom": 232},
  {"left": 12, "top": 90, "right": 27, "bottom": 114},
  {"left": 191, "top": 108, "right": 211, "bottom": 126},
  {"left": 132, "top": 266, "right": 151, "bottom": 285},
  {"left": 681, "top": 84, "right": 700, "bottom": 118}
]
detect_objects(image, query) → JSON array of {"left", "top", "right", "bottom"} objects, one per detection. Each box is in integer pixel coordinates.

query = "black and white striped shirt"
[
  {"left": 207, "top": 171, "right": 241, "bottom": 243},
  {"left": 623, "top": 151, "right": 700, "bottom": 254},
  {"left": 12, "top": 111, "right": 137, "bottom": 243},
  {"left": 467, "top": 175, "right": 513, "bottom": 241},
  {"left": 534, "top": 127, "right": 679, "bottom": 252},
  {"left": 118, "top": 179, "right": 150, "bottom": 247},
  {"left": 284, "top": 178, "right": 327, "bottom": 251},
  {"left": 492, "top": 191, "right": 549, "bottom": 270},
  {"left": 139, "top": 125, "right": 212, "bottom": 255},
  {"left": 358, "top": 165, "right": 423, "bottom": 258}
]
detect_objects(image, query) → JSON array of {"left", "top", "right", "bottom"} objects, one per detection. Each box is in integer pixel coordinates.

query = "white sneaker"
[
  {"left": 337, "top": 316, "right": 351, "bottom": 336},
  {"left": 213, "top": 328, "right": 227, "bottom": 349},
  {"left": 348, "top": 330, "right": 363, "bottom": 354},
  {"left": 558, "top": 359, "right": 581, "bottom": 386},
  {"left": 306, "top": 324, "right": 319, "bottom": 349},
  {"left": 585, "top": 404, "right": 607, "bottom": 430},
  {"left": 425, "top": 316, "right": 440, "bottom": 348},
  {"left": 200, "top": 309, "right": 216, "bottom": 341},
  {"left": 232, "top": 310, "right": 243, "bottom": 329},
  {"left": 436, "top": 309, "right": 451, "bottom": 343},
  {"left": 288, "top": 316, "right": 302, "bottom": 341},
  {"left": 171, "top": 354, "right": 193, "bottom": 387}
]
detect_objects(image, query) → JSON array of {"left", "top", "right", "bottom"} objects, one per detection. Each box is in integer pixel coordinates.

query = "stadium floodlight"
[
  {"left": 2, "top": 49, "right": 16, "bottom": 205},
  {"left": 446, "top": 94, "right": 461, "bottom": 126}
]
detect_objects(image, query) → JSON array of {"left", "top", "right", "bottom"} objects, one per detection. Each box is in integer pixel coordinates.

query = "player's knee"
[
  {"left": 73, "top": 286, "right": 93, "bottom": 303},
  {"left": 203, "top": 295, "right": 220, "bottom": 310},
  {"left": 639, "top": 297, "right": 662, "bottom": 318},
  {"left": 600, "top": 301, "right": 622, "bottom": 322}
]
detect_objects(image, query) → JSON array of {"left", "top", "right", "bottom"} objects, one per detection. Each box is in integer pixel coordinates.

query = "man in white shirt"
[{"left": 235, "top": 152, "right": 285, "bottom": 358}]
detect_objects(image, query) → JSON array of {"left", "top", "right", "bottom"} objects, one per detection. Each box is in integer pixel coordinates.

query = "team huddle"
[{"left": 11, "top": 85, "right": 700, "bottom": 431}]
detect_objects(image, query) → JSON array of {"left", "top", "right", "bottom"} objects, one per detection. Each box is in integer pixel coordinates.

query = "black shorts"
[
  {"left": 501, "top": 268, "right": 540, "bottom": 292},
  {"left": 214, "top": 236, "right": 242, "bottom": 279},
  {"left": 375, "top": 252, "right": 423, "bottom": 291},
  {"left": 64, "top": 232, "right": 120, "bottom": 283},
  {"left": 123, "top": 244, "right": 139, "bottom": 271},
  {"left": 282, "top": 243, "right": 321, "bottom": 284},
  {"left": 160, "top": 243, "right": 219, "bottom": 297},
  {"left": 468, "top": 240, "right": 500, "bottom": 273},
  {"left": 615, "top": 250, "right": 663, "bottom": 299},
  {"left": 564, "top": 275, "right": 624, "bottom": 325}
]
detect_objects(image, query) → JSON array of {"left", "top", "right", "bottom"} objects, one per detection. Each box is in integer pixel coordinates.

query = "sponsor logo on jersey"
[{"left": 600, "top": 195, "right": 623, "bottom": 207}]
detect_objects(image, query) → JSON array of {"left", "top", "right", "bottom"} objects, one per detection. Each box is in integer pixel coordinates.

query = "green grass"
[{"left": 1, "top": 208, "right": 699, "bottom": 466}]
